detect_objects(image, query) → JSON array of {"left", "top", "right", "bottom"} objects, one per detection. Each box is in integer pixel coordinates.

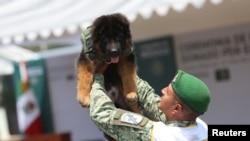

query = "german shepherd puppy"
[{"left": 76, "top": 13, "right": 141, "bottom": 113}]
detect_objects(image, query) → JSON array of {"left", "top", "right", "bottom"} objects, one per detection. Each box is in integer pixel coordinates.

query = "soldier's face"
[
  {"left": 159, "top": 84, "right": 177, "bottom": 118},
  {"left": 159, "top": 84, "right": 184, "bottom": 120}
]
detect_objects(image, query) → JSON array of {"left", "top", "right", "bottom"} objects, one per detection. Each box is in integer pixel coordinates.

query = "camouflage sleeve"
[
  {"left": 136, "top": 76, "right": 167, "bottom": 122},
  {"left": 89, "top": 74, "right": 155, "bottom": 141}
]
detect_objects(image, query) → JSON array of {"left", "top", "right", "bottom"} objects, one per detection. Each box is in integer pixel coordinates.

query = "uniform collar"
[{"left": 165, "top": 120, "right": 196, "bottom": 127}]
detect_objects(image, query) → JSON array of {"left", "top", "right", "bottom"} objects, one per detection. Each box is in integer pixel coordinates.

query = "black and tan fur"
[{"left": 76, "top": 12, "right": 141, "bottom": 127}]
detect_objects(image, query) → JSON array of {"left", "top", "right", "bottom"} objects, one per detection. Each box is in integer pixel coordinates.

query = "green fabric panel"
[{"left": 134, "top": 36, "right": 177, "bottom": 95}]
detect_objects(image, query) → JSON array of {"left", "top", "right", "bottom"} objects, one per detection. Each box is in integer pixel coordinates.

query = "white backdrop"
[{"left": 175, "top": 22, "right": 250, "bottom": 124}]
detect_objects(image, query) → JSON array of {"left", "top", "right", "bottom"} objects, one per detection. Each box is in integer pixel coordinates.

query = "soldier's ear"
[{"left": 172, "top": 103, "right": 183, "bottom": 115}]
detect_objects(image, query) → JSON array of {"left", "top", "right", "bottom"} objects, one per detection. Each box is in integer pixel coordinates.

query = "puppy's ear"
[
  {"left": 112, "top": 13, "right": 131, "bottom": 39},
  {"left": 113, "top": 13, "right": 130, "bottom": 26}
]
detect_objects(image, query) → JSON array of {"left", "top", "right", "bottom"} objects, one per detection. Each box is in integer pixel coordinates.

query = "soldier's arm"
[
  {"left": 89, "top": 74, "right": 154, "bottom": 141},
  {"left": 136, "top": 76, "right": 167, "bottom": 122}
]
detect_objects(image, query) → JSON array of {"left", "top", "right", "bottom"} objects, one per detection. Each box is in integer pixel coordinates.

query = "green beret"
[{"left": 171, "top": 70, "right": 211, "bottom": 113}]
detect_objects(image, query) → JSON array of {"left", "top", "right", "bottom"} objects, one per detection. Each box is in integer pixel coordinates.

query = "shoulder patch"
[
  {"left": 113, "top": 109, "right": 149, "bottom": 129},
  {"left": 120, "top": 112, "right": 143, "bottom": 125}
]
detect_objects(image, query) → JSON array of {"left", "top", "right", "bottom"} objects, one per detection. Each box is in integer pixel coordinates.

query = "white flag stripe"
[
  {"left": 19, "top": 62, "right": 28, "bottom": 82},
  {"left": 17, "top": 89, "right": 40, "bottom": 132}
]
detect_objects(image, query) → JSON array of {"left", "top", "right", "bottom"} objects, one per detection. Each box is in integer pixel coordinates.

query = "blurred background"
[{"left": 1, "top": 0, "right": 250, "bottom": 141}]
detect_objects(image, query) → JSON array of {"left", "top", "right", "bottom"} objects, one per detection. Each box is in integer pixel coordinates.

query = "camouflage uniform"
[
  {"left": 89, "top": 74, "right": 207, "bottom": 141},
  {"left": 90, "top": 74, "right": 165, "bottom": 140}
]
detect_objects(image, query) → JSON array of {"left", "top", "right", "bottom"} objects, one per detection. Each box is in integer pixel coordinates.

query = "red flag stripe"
[{"left": 24, "top": 116, "right": 43, "bottom": 136}]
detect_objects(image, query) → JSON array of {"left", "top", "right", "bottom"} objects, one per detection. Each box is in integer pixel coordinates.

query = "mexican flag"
[{"left": 16, "top": 62, "right": 43, "bottom": 135}]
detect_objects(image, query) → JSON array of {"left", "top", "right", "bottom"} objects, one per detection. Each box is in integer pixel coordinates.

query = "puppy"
[{"left": 76, "top": 13, "right": 141, "bottom": 114}]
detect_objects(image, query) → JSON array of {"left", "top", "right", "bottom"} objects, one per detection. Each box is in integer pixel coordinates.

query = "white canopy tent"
[
  {"left": 0, "top": 0, "right": 249, "bottom": 74},
  {"left": 0, "top": 0, "right": 228, "bottom": 46}
]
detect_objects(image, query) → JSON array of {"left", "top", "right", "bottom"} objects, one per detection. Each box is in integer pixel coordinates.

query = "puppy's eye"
[
  {"left": 101, "top": 37, "right": 109, "bottom": 43},
  {"left": 99, "top": 44, "right": 106, "bottom": 53},
  {"left": 115, "top": 36, "right": 122, "bottom": 41}
]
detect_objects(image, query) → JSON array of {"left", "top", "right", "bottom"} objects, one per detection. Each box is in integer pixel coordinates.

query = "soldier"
[{"left": 89, "top": 69, "right": 211, "bottom": 141}]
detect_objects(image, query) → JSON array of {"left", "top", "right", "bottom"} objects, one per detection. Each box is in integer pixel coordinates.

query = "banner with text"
[{"left": 175, "top": 23, "right": 250, "bottom": 80}]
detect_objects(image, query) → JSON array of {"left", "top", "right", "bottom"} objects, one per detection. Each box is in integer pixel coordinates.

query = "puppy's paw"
[
  {"left": 77, "top": 95, "right": 90, "bottom": 108},
  {"left": 125, "top": 92, "right": 142, "bottom": 114},
  {"left": 125, "top": 92, "right": 137, "bottom": 104}
]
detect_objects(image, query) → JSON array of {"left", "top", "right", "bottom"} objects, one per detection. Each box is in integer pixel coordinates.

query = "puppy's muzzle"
[
  {"left": 108, "top": 48, "right": 121, "bottom": 57},
  {"left": 106, "top": 41, "right": 121, "bottom": 57},
  {"left": 105, "top": 41, "right": 121, "bottom": 64}
]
